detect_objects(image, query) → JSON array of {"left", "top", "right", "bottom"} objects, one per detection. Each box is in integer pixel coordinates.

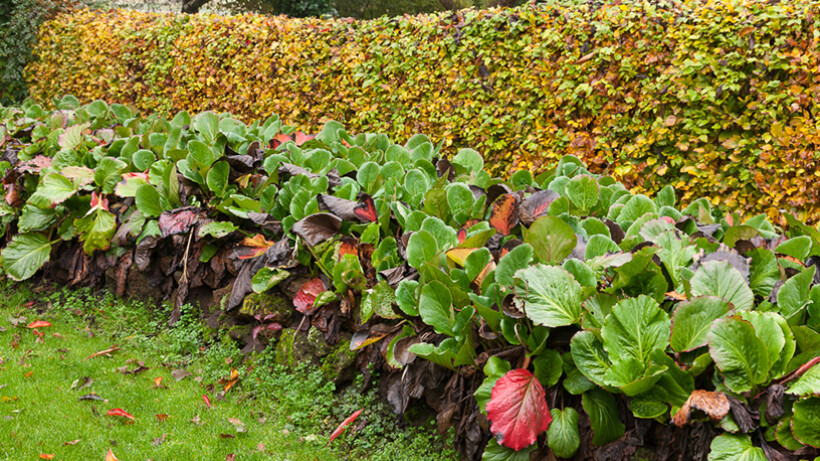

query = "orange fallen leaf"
[
  {"left": 328, "top": 409, "right": 363, "bottom": 444},
  {"left": 24, "top": 371, "right": 33, "bottom": 378},
  {"left": 28, "top": 320, "right": 52, "bottom": 328},
  {"left": 155, "top": 413, "right": 168, "bottom": 422},
  {"left": 153, "top": 376, "right": 164, "bottom": 388},
  {"left": 86, "top": 345, "right": 120, "bottom": 360},
  {"left": 672, "top": 390, "right": 730, "bottom": 427},
  {"left": 219, "top": 368, "right": 240, "bottom": 393},
  {"left": 39, "top": 455, "right": 54, "bottom": 459},
  {"left": 105, "top": 449, "right": 119, "bottom": 461},
  {"left": 106, "top": 408, "right": 134, "bottom": 420},
  {"left": 63, "top": 439, "right": 81, "bottom": 446}
]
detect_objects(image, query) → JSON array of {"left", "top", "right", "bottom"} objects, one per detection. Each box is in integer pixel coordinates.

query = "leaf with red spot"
[
  {"left": 235, "top": 234, "right": 274, "bottom": 259},
  {"left": 519, "top": 190, "right": 558, "bottom": 225},
  {"left": 89, "top": 191, "right": 109, "bottom": 211},
  {"left": 294, "top": 278, "right": 326, "bottom": 315},
  {"left": 27, "top": 320, "right": 52, "bottom": 328},
  {"left": 457, "top": 219, "right": 482, "bottom": 243},
  {"left": 328, "top": 409, "right": 363, "bottom": 443},
  {"left": 107, "top": 408, "right": 135, "bottom": 420},
  {"left": 318, "top": 194, "right": 378, "bottom": 223},
  {"left": 489, "top": 194, "right": 519, "bottom": 236},
  {"left": 486, "top": 369, "right": 551, "bottom": 450}
]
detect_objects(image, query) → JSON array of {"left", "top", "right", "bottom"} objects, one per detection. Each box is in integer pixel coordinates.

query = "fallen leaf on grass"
[
  {"left": 63, "top": 439, "right": 81, "bottom": 446},
  {"left": 52, "top": 333, "right": 64, "bottom": 339},
  {"left": 672, "top": 390, "right": 730, "bottom": 426},
  {"left": 23, "top": 371, "right": 33, "bottom": 378},
  {"left": 79, "top": 393, "right": 106, "bottom": 402},
  {"left": 8, "top": 316, "right": 26, "bottom": 327},
  {"left": 153, "top": 377, "right": 167, "bottom": 389},
  {"left": 171, "top": 369, "right": 192, "bottom": 381},
  {"left": 27, "top": 320, "right": 51, "bottom": 329},
  {"left": 188, "top": 415, "right": 201, "bottom": 425},
  {"left": 71, "top": 377, "right": 93, "bottom": 390},
  {"left": 219, "top": 433, "right": 235, "bottom": 439},
  {"left": 106, "top": 408, "right": 134, "bottom": 420},
  {"left": 86, "top": 345, "right": 120, "bottom": 360},
  {"left": 39, "top": 454, "right": 54, "bottom": 459},
  {"left": 118, "top": 363, "right": 149, "bottom": 375},
  {"left": 228, "top": 417, "right": 247, "bottom": 433},
  {"left": 203, "top": 395, "right": 212, "bottom": 409},
  {"left": 105, "top": 449, "right": 119, "bottom": 461},
  {"left": 151, "top": 434, "right": 167, "bottom": 446},
  {"left": 257, "top": 443, "right": 265, "bottom": 451},
  {"left": 219, "top": 368, "right": 240, "bottom": 393},
  {"left": 328, "top": 409, "right": 363, "bottom": 444},
  {"left": 155, "top": 414, "right": 168, "bottom": 422},
  {"left": 226, "top": 454, "right": 236, "bottom": 461}
]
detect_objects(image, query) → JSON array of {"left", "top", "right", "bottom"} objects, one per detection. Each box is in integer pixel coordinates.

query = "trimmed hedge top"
[{"left": 23, "top": 0, "right": 820, "bottom": 224}]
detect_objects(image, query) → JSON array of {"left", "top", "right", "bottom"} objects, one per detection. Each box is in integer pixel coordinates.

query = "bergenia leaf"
[
  {"left": 0, "top": 233, "right": 53, "bottom": 281},
  {"left": 294, "top": 278, "right": 326, "bottom": 315},
  {"left": 485, "top": 369, "right": 551, "bottom": 450}
]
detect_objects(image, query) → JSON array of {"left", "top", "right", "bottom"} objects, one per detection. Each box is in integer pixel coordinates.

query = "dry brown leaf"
[{"left": 671, "top": 390, "right": 730, "bottom": 427}]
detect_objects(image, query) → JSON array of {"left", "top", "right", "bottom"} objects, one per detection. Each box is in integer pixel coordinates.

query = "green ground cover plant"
[
  {"left": 0, "top": 281, "right": 456, "bottom": 460},
  {"left": 1, "top": 97, "right": 820, "bottom": 459}
]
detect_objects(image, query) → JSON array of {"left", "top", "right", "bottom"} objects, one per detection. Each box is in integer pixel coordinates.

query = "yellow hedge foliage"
[{"left": 25, "top": 1, "right": 820, "bottom": 223}]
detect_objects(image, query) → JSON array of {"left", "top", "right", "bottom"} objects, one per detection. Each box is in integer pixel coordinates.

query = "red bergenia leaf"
[
  {"left": 235, "top": 234, "right": 274, "bottom": 259},
  {"left": 352, "top": 195, "right": 378, "bottom": 222},
  {"left": 107, "top": 408, "right": 135, "bottom": 420},
  {"left": 328, "top": 409, "right": 363, "bottom": 443},
  {"left": 489, "top": 194, "right": 519, "bottom": 236},
  {"left": 486, "top": 369, "right": 551, "bottom": 450},
  {"left": 158, "top": 208, "right": 204, "bottom": 238},
  {"left": 294, "top": 131, "right": 314, "bottom": 146},
  {"left": 519, "top": 190, "right": 558, "bottom": 225},
  {"left": 203, "top": 395, "right": 212, "bottom": 408},
  {"left": 294, "top": 278, "right": 326, "bottom": 315},
  {"left": 27, "top": 320, "right": 52, "bottom": 328},
  {"left": 339, "top": 237, "right": 359, "bottom": 258}
]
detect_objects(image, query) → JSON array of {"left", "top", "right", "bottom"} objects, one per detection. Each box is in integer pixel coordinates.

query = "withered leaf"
[
  {"left": 671, "top": 390, "right": 730, "bottom": 427},
  {"left": 292, "top": 213, "right": 342, "bottom": 246}
]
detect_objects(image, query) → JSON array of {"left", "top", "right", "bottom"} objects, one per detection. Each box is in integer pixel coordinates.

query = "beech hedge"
[
  {"left": 23, "top": 1, "right": 820, "bottom": 224},
  {"left": 3, "top": 97, "right": 820, "bottom": 460}
]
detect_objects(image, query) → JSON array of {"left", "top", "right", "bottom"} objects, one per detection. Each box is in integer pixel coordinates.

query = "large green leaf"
[
  {"left": 570, "top": 330, "right": 611, "bottom": 388},
  {"left": 670, "top": 296, "right": 732, "bottom": 353},
  {"left": 690, "top": 260, "right": 754, "bottom": 310},
  {"left": 738, "top": 311, "right": 787, "bottom": 379},
  {"left": 581, "top": 389, "right": 625, "bottom": 446},
  {"left": 134, "top": 184, "right": 164, "bottom": 218},
  {"left": 616, "top": 194, "right": 657, "bottom": 229},
  {"left": 547, "top": 408, "right": 580, "bottom": 458},
  {"left": 777, "top": 266, "right": 816, "bottom": 321},
  {"left": 360, "top": 280, "right": 399, "bottom": 322},
  {"left": 481, "top": 438, "right": 534, "bottom": 461},
  {"left": 601, "top": 295, "right": 670, "bottom": 364},
  {"left": 94, "top": 157, "right": 127, "bottom": 194},
  {"left": 406, "top": 230, "right": 438, "bottom": 269},
  {"left": 513, "top": 264, "right": 584, "bottom": 327},
  {"left": 74, "top": 206, "right": 116, "bottom": 255},
  {"left": 31, "top": 173, "right": 82, "bottom": 206},
  {"left": 707, "top": 316, "right": 770, "bottom": 393},
  {"left": 524, "top": 216, "right": 576, "bottom": 265},
  {"left": 495, "top": 243, "right": 533, "bottom": 286},
  {"left": 791, "top": 398, "right": 820, "bottom": 448},
  {"left": 0, "top": 233, "right": 52, "bottom": 281},
  {"left": 194, "top": 111, "right": 219, "bottom": 143},
  {"left": 565, "top": 175, "right": 599, "bottom": 212},
  {"left": 419, "top": 280, "right": 455, "bottom": 336},
  {"left": 707, "top": 434, "right": 767, "bottom": 461},
  {"left": 787, "top": 363, "right": 820, "bottom": 397},
  {"left": 206, "top": 160, "right": 230, "bottom": 196}
]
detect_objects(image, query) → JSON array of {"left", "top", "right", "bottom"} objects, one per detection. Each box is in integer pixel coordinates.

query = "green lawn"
[{"left": 0, "top": 282, "right": 456, "bottom": 460}]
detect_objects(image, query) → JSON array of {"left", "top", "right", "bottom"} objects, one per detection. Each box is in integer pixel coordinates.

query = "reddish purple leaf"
[
  {"left": 234, "top": 234, "right": 274, "bottom": 259},
  {"left": 519, "top": 190, "right": 558, "bottom": 225},
  {"left": 294, "top": 278, "right": 326, "bottom": 315},
  {"left": 489, "top": 194, "right": 519, "bottom": 236},
  {"left": 158, "top": 208, "right": 205, "bottom": 238},
  {"left": 486, "top": 369, "right": 551, "bottom": 450}
]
